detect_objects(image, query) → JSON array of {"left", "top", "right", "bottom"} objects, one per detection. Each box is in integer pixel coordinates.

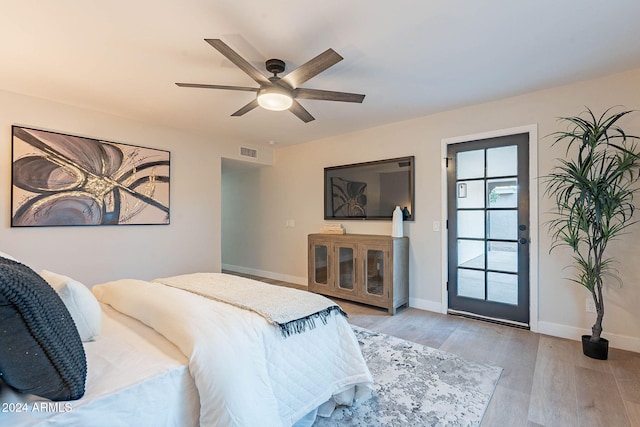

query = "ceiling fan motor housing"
[{"left": 265, "top": 59, "right": 286, "bottom": 76}]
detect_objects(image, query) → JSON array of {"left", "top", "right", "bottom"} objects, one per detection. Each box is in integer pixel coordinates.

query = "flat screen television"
[{"left": 324, "top": 156, "right": 414, "bottom": 220}]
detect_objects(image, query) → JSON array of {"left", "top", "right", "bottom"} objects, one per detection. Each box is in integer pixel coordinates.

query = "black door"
[{"left": 447, "top": 133, "right": 530, "bottom": 325}]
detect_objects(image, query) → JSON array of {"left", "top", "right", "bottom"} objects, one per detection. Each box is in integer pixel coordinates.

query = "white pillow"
[
  {"left": 0, "top": 251, "right": 19, "bottom": 262},
  {"left": 39, "top": 270, "right": 102, "bottom": 342}
]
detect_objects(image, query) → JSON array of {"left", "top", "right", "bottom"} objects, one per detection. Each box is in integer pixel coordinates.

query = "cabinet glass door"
[
  {"left": 365, "top": 249, "right": 384, "bottom": 296},
  {"left": 314, "top": 244, "right": 328, "bottom": 285},
  {"left": 338, "top": 246, "right": 355, "bottom": 290}
]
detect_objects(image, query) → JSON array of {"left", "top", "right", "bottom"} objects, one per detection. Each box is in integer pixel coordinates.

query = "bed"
[
  {"left": 0, "top": 254, "right": 373, "bottom": 427},
  {"left": 1, "top": 304, "right": 200, "bottom": 427}
]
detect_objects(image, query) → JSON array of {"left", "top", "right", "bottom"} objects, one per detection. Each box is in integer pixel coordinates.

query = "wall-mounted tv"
[{"left": 324, "top": 156, "right": 415, "bottom": 221}]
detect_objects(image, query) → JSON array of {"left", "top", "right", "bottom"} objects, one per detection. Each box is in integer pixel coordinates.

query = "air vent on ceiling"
[{"left": 240, "top": 146, "right": 258, "bottom": 159}]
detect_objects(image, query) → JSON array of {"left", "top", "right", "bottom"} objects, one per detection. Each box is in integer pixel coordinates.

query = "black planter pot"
[{"left": 581, "top": 335, "right": 609, "bottom": 360}]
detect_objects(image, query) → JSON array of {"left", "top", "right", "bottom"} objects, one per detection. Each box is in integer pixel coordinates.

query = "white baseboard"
[
  {"left": 221, "top": 264, "right": 307, "bottom": 287},
  {"left": 409, "top": 297, "right": 442, "bottom": 313},
  {"left": 222, "top": 265, "right": 640, "bottom": 353},
  {"left": 409, "top": 302, "right": 640, "bottom": 352},
  {"left": 538, "top": 321, "right": 640, "bottom": 353}
]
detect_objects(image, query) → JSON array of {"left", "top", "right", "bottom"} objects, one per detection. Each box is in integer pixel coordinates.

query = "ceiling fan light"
[{"left": 257, "top": 87, "right": 293, "bottom": 111}]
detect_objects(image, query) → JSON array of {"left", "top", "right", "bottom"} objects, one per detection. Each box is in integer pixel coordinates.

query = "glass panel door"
[
  {"left": 365, "top": 249, "right": 385, "bottom": 296},
  {"left": 313, "top": 244, "right": 328, "bottom": 285},
  {"left": 338, "top": 246, "right": 355, "bottom": 290},
  {"left": 447, "top": 133, "right": 530, "bottom": 325}
]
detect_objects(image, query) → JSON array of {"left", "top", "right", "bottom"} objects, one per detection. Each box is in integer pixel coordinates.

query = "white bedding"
[
  {"left": 0, "top": 304, "right": 199, "bottom": 427},
  {"left": 93, "top": 277, "right": 373, "bottom": 427}
]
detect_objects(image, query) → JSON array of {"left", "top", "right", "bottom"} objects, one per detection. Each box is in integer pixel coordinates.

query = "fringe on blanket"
[{"left": 279, "top": 306, "right": 348, "bottom": 338}]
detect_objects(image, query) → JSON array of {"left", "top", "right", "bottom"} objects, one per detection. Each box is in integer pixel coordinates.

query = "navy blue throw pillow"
[{"left": 0, "top": 256, "right": 86, "bottom": 401}]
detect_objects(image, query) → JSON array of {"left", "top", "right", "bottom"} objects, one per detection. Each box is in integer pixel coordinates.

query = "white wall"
[
  {"left": 222, "top": 67, "right": 640, "bottom": 352},
  {"left": 221, "top": 159, "right": 264, "bottom": 272},
  {"left": 0, "top": 89, "right": 272, "bottom": 286}
]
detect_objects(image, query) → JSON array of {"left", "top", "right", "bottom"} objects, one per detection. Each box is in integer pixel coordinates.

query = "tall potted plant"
[{"left": 545, "top": 107, "right": 640, "bottom": 360}]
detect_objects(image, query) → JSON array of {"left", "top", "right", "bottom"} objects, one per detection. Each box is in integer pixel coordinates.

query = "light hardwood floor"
[{"left": 226, "top": 271, "right": 640, "bottom": 427}]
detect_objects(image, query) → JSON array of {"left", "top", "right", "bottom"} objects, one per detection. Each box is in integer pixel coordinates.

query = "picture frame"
[{"left": 11, "top": 126, "right": 170, "bottom": 227}]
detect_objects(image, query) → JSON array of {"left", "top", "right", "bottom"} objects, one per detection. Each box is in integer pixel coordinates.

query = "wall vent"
[{"left": 240, "top": 146, "right": 258, "bottom": 159}]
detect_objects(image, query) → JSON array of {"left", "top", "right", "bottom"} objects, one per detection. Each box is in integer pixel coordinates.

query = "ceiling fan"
[{"left": 176, "top": 39, "right": 365, "bottom": 123}]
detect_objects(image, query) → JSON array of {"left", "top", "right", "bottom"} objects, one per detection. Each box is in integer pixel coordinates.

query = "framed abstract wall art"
[{"left": 11, "top": 126, "right": 170, "bottom": 227}]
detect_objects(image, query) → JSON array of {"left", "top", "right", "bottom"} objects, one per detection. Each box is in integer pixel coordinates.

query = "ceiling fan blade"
[
  {"left": 294, "top": 88, "right": 365, "bottom": 103},
  {"left": 289, "top": 100, "right": 315, "bottom": 123},
  {"left": 176, "top": 83, "right": 259, "bottom": 92},
  {"left": 280, "top": 49, "right": 343, "bottom": 89},
  {"left": 231, "top": 99, "right": 260, "bottom": 117},
  {"left": 205, "top": 39, "right": 271, "bottom": 86}
]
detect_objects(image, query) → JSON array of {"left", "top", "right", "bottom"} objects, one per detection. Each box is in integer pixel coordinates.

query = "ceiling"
[{"left": 2, "top": 1, "right": 640, "bottom": 147}]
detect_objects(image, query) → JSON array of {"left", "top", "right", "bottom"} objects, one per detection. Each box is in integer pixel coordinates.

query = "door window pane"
[
  {"left": 487, "top": 241, "right": 518, "bottom": 273},
  {"left": 458, "top": 210, "right": 485, "bottom": 239},
  {"left": 456, "top": 150, "right": 485, "bottom": 180},
  {"left": 338, "top": 247, "right": 354, "bottom": 290},
  {"left": 487, "top": 210, "right": 518, "bottom": 240},
  {"left": 457, "top": 180, "right": 485, "bottom": 209},
  {"left": 487, "top": 178, "right": 518, "bottom": 208},
  {"left": 457, "top": 269, "right": 485, "bottom": 299},
  {"left": 487, "top": 145, "right": 517, "bottom": 177},
  {"left": 366, "top": 250, "right": 384, "bottom": 295},
  {"left": 488, "top": 272, "right": 518, "bottom": 305},
  {"left": 458, "top": 240, "right": 484, "bottom": 268},
  {"left": 314, "top": 245, "right": 328, "bottom": 284}
]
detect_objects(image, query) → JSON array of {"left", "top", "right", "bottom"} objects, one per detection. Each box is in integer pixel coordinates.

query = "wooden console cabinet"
[{"left": 308, "top": 233, "right": 409, "bottom": 314}]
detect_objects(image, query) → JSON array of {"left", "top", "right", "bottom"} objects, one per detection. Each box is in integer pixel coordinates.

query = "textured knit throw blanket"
[{"left": 152, "top": 273, "right": 346, "bottom": 337}]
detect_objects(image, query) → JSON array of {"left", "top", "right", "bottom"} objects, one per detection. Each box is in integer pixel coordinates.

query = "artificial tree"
[{"left": 545, "top": 107, "right": 640, "bottom": 357}]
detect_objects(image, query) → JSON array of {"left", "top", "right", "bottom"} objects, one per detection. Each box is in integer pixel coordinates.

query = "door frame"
[{"left": 440, "top": 124, "right": 539, "bottom": 332}]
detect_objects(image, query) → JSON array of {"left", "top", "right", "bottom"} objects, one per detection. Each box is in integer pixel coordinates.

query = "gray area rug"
[{"left": 314, "top": 326, "right": 502, "bottom": 427}]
